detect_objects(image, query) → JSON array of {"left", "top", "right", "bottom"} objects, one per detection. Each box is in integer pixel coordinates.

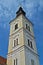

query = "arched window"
[
  {"left": 14, "top": 38, "right": 18, "bottom": 47},
  {"left": 15, "top": 24, "right": 18, "bottom": 30},
  {"left": 31, "top": 59, "right": 34, "bottom": 65},
  {"left": 14, "top": 58, "right": 18, "bottom": 65}
]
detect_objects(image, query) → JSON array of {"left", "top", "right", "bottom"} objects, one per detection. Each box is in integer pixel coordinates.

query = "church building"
[{"left": 7, "top": 7, "right": 39, "bottom": 65}]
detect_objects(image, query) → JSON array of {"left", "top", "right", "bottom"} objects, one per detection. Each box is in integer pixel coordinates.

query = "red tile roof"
[{"left": 0, "top": 56, "right": 7, "bottom": 65}]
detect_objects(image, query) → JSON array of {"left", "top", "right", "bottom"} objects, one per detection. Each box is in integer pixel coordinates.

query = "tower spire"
[
  {"left": 16, "top": 0, "right": 26, "bottom": 16},
  {"left": 16, "top": 6, "right": 26, "bottom": 17}
]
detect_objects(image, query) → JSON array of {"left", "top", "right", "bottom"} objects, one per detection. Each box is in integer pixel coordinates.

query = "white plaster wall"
[
  {"left": 7, "top": 46, "right": 25, "bottom": 65},
  {"left": 22, "top": 15, "right": 34, "bottom": 36},
  {"left": 23, "top": 29, "right": 38, "bottom": 53},
  {"left": 10, "top": 14, "right": 23, "bottom": 35},
  {"left": 25, "top": 47, "right": 39, "bottom": 65}
]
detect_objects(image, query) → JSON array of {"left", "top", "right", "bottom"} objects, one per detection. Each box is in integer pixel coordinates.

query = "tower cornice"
[
  {"left": 7, "top": 45, "right": 39, "bottom": 57},
  {"left": 9, "top": 27, "right": 35, "bottom": 39}
]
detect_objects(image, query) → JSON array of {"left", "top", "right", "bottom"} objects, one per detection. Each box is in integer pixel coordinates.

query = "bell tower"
[{"left": 7, "top": 7, "right": 39, "bottom": 65}]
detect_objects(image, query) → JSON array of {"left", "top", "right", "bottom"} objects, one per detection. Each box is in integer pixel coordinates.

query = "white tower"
[{"left": 7, "top": 7, "right": 39, "bottom": 65}]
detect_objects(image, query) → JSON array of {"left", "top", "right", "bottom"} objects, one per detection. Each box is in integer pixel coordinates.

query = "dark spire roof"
[{"left": 16, "top": 7, "right": 26, "bottom": 17}]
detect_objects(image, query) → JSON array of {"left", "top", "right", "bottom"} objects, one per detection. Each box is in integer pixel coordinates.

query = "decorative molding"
[
  {"left": 9, "top": 27, "right": 35, "bottom": 39},
  {"left": 7, "top": 45, "right": 39, "bottom": 57}
]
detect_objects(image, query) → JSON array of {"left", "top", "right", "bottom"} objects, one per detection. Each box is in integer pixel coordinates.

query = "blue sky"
[{"left": 0, "top": 0, "right": 43, "bottom": 65}]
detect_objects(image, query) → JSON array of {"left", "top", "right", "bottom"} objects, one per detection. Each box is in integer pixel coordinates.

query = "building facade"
[{"left": 7, "top": 7, "right": 39, "bottom": 65}]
